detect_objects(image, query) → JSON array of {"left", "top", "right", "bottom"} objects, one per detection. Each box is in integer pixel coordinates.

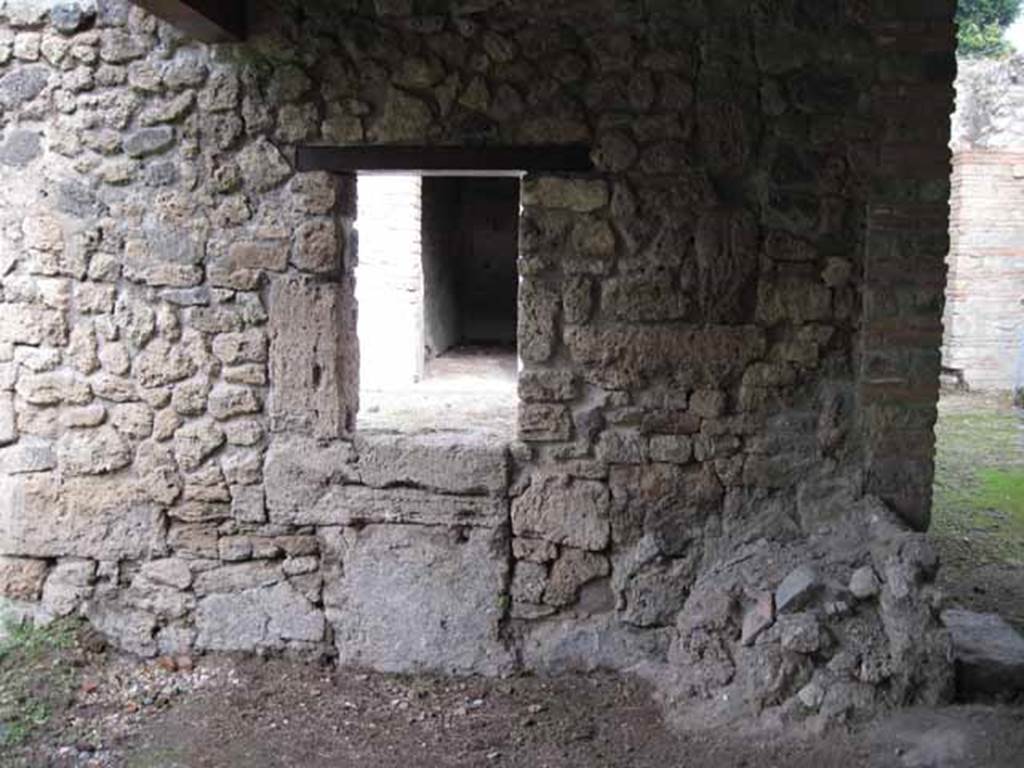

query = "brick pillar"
[{"left": 860, "top": 6, "right": 957, "bottom": 530}]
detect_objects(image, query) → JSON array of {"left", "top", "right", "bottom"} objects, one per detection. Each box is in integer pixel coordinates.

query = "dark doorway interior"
[{"left": 421, "top": 177, "right": 520, "bottom": 359}]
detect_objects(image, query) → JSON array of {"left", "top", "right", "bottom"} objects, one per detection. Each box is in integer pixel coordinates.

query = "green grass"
[
  {"left": 0, "top": 616, "right": 82, "bottom": 749},
  {"left": 932, "top": 400, "right": 1024, "bottom": 567}
]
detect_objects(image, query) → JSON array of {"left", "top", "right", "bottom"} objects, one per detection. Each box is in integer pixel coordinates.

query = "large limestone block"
[
  {"left": 195, "top": 581, "right": 325, "bottom": 652},
  {"left": 268, "top": 277, "right": 352, "bottom": 439},
  {"left": 324, "top": 524, "right": 512, "bottom": 674},
  {"left": 353, "top": 432, "right": 508, "bottom": 496},
  {"left": 0, "top": 474, "right": 163, "bottom": 559},
  {"left": 267, "top": 466, "right": 507, "bottom": 529},
  {"left": 263, "top": 436, "right": 356, "bottom": 515}
]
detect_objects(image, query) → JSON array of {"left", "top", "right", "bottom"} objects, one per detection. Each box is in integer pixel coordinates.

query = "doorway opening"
[{"left": 354, "top": 173, "right": 520, "bottom": 435}]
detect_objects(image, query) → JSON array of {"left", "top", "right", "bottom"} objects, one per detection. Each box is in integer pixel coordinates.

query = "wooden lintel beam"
[
  {"left": 295, "top": 144, "right": 595, "bottom": 175},
  {"left": 131, "top": 1, "right": 245, "bottom": 43}
]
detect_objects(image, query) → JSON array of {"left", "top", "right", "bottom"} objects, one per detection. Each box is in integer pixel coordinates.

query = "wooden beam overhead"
[
  {"left": 131, "top": 1, "right": 245, "bottom": 43},
  {"left": 295, "top": 144, "right": 595, "bottom": 176}
]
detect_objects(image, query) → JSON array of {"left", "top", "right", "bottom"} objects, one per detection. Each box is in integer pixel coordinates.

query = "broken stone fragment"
[
  {"left": 544, "top": 549, "right": 609, "bottom": 607},
  {"left": 779, "top": 613, "right": 823, "bottom": 654},
  {"left": 942, "top": 609, "right": 1024, "bottom": 697},
  {"left": 775, "top": 565, "right": 821, "bottom": 614},
  {"left": 741, "top": 591, "right": 775, "bottom": 646},
  {"left": 849, "top": 565, "right": 881, "bottom": 600}
]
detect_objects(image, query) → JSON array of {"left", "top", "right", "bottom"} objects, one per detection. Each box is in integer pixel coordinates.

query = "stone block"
[
  {"left": 519, "top": 404, "right": 573, "bottom": 442},
  {"left": 565, "top": 325, "right": 766, "bottom": 390},
  {"left": 0, "top": 474, "right": 163, "bottom": 559},
  {"left": 524, "top": 178, "right": 609, "bottom": 212},
  {"left": 268, "top": 277, "right": 350, "bottom": 439},
  {"left": 353, "top": 432, "right": 508, "bottom": 496},
  {"left": 0, "top": 391, "right": 16, "bottom": 445},
  {"left": 0, "top": 305, "right": 67, "bottom": 346},
  {"left": 208, "top": 385, "right": 261, "bottom": 420},
  {"left": 518, "top": 279, "right": 560, "bottom": 364},
  {"left": 775, "top": 565, "right": 821, "bottom": 614},
  {"left": 511, "top": 475, "right": 610, "bottom": 551},
  {"left": 56, "top": 425, "right": 132, "bottom": 476},
  {"left": 0, "top": 555, "right": 48, "bottom": 600},
  {"left": 544, "top": 548, "right": 609, "bottom": 607},
  {"left": 196, "top": 582, "right": 325, "bottom": 651},
  {"left": 292, "top": 219, "right": 340, "bottom": 273},
  {"left": 518, "top": 370, "right": 578, "bottom": 403},
  {"left": 269, "top": 470, "right": 507, "bottom": 528},
  {"left": 41, "top": 559, "right": 96, "bottom": 616},
  {"left": 942, "top": 609, "right": 1024, "bottom": 697},
  {"left": 325, "top": 524, "right": 511, "bottom": 674}
]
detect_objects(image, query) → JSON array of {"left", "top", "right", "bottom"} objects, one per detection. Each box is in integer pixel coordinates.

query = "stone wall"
[
  {"left": 0, "top": 0, "right": 957, "bottom": 728},
  {"left": 943, "top": 56, "right": 1024, "bottom": 391}
]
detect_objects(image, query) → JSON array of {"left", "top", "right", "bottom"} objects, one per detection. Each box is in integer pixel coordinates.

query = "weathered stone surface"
[
  {"left": 525, "top": 178, "right": 609, "bottom": 212},
  {"left": 17, "top": 371, "right": 91, "bottom": 406},
  {"left": 173, "top": 419, "right": 225, "bottom": 471},
  {"left": 775, "top": 565, "right": 821, "bottom": 614},
  {"left": 268, "top": 277, "right": 349, "bottom": 439},
  {"left": 354, "top": 432, "right": 508, "bottom": 495},
  {"left": 545, "top": 549, "right": 609, "bottom": 607},
  {"left": 565, "top": 325, "right": 767, "bottom": 389},
  {"left": 518, "top": 280, "right": 559, "bottom": 364},
  {"left": 136, "top": 441, "right": 183, "bottom": 505},
  {"left": 263, "top": 436, "right": 355, "bottom": 516},
  {"left": 0, "top": 128, "right": 41, "bottom": 167},
  {"left": 223, "top": 241, "right": 288, "bottom": 273},
  {"left": 237, "top": 137, "right": 291, "bottom": 191},
  {"left": 0, "top": 439, "right": 56, "bottom": 474},
  {"left": 0, "top": 392, "right": 15, "bottom": 445},
  {"left": 196, "top": 582, "right": 325, "bottom": 651},
  {"left": 368, "top": 87, "right": 433, "bottom": 142},
  {"left": 0, "top": 474, "right": 163, "bottom": 559},
  {"left": 0, "top": 64, "right": 49, "bottom": 109},
  {"left": 942, "top": 609, "right": 1024, "bottom": 697},
  {"left": 695, "top": 208, "right": 758, "bottom": 323},
  {"left": 292, "top": 219, "right": 339, "bottom": 273},
  {"left": 519, "top": 404, "right": 573, "bottom": 442},
  {"left": 133, "top": 341, "right": 196, "bottom": 391},
  {"left": 741, "top": 591, "right": 775, "bottom": 646},
  {"left": 0, "top": 556, "right": 48, "bottom": 600},
  {"left": 85, "top": 600, "right": 158, "bottom": 657},
  {"left": 325, "top": 524, "right": 511, "bottom": 674},
  {"left": 0, "top": 305, "right": 67, "bottom": 346},
  {"left": 207, "top": 385, "right": 261, "bottom": 421},
  {"left": 269, "top": 472, "right": 506, "bottom": 528},
  {"left": 123, "top": 125, "right": 174, "bottom": 157},
  {"left": 850, "top": 566, "right": 881, "bottom": 599},
  {"left": 56, "top": 425, "right": 132, "bottom": 475},
  {"left": 512, "top": 475, "right": 610, "bottom": 551},
  {"left": 518, "top": 370, "right": 577, "bottom": 403},
  {"left": 41, "top": 559, "right": 96, "bottom": 616}
]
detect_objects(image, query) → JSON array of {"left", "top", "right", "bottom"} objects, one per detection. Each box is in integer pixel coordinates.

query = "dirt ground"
[
  {"left": 4, "top": 390, "right": 1024, "bottom": 768},
  {"left": 1, "top": 625, "right": 1022, "bottom": 768}
]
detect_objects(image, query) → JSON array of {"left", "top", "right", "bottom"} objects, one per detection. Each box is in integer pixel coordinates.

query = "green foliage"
[{"left": 957, "top": 0, "right": 1023, "bottom": 56}]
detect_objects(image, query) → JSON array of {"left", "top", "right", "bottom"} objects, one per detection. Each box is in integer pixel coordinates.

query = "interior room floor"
[{"left": 358, "top": 346, "right": 518, "bottom": 436}]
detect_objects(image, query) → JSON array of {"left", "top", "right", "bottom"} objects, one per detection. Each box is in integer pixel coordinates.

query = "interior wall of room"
[
  {"left": 421, "top": 177, "right": 461, "bottom": 358},
  {"left": 454, "top": 178, "right": 519, "bottom": 348}
]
